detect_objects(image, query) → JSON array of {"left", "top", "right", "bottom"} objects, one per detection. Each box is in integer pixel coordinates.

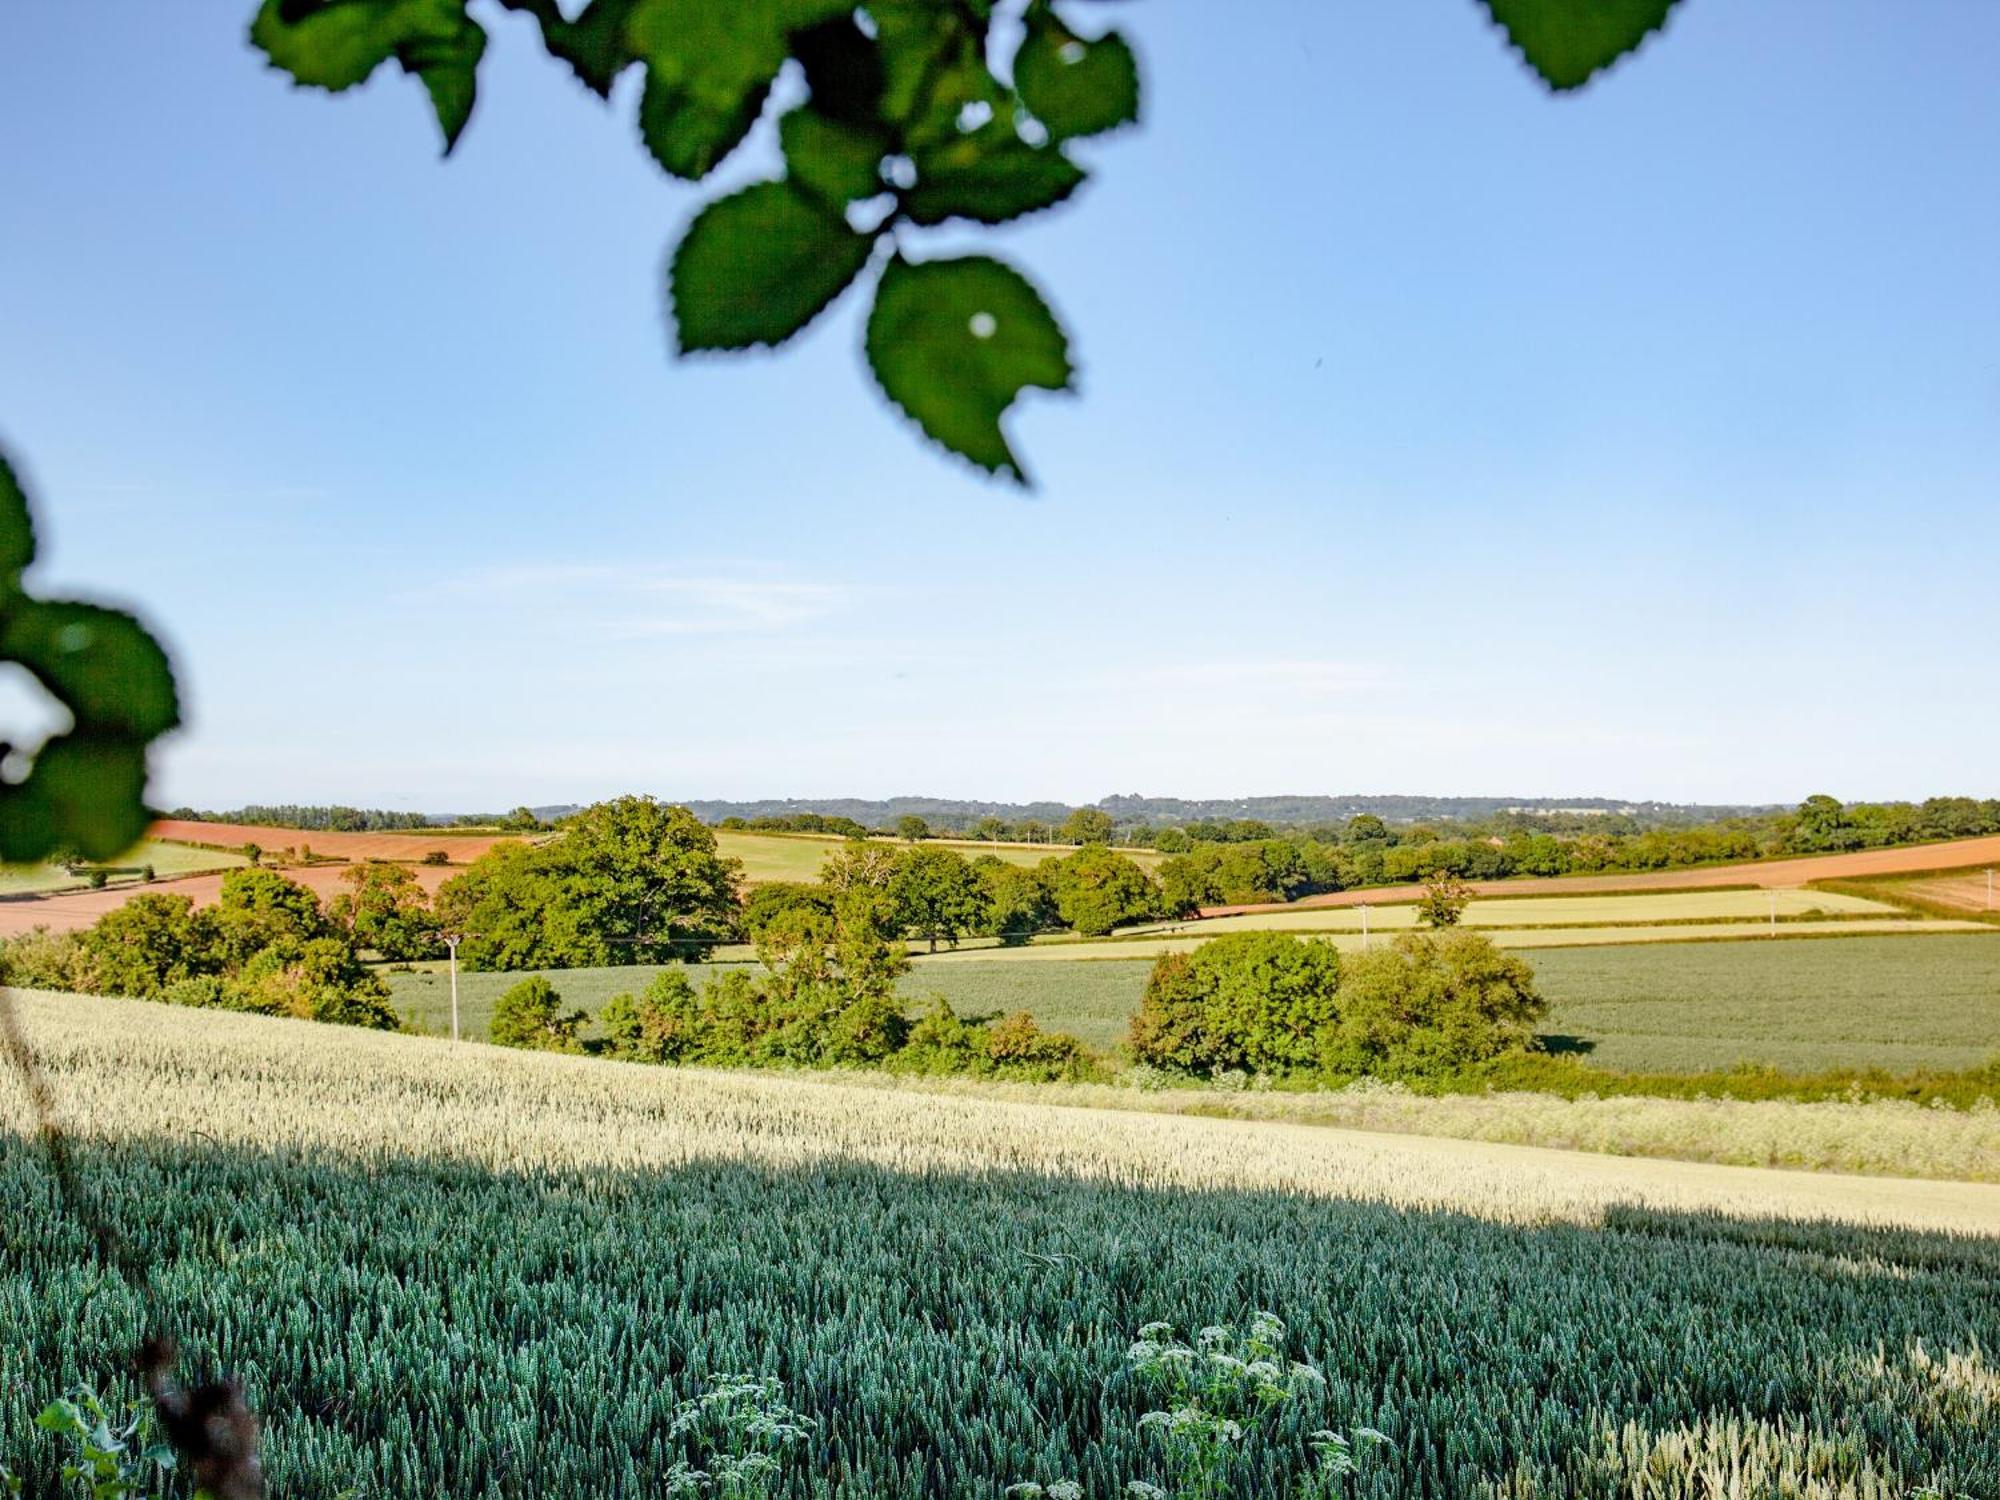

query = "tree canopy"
[
  {"left": 436, "top": 797, "right": 740, "bottom": 968},
  {"left": 891, "top": 845, "right": 990, "bottom": 952}
]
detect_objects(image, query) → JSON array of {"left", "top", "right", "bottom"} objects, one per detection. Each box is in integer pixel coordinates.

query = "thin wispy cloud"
[
  {"left": 1130, "top": 659, "right": 1388, "bottom": 696},
  {"left": 430, "top": 563, "right": 855, "bottom": 638}
]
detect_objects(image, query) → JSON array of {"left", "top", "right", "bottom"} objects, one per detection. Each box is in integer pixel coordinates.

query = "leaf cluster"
[
  {"left": 250, "top": 0, "right": 1142, "bottom": 481},
  {"left": 30, "top": 1388, "right": 177, "bottom": 1499}
]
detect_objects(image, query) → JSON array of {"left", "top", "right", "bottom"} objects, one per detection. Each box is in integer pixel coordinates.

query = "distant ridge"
[{"left": 663, "top": 794, "right": 1782, "bottom": 831}]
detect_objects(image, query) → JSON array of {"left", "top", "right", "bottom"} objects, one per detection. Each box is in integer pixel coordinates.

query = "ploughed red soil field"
[
  {"left": 0, "top": 861, "right": 460, "bottom": 938},
  {"left": 148, "top": 819, "right": 525, "bottom": 864},
  {"left": 1198, "top": 834, "right": 2000, "bottom": 917},
  {"left": 0, "top": 818, "right": 512, "bottom": 938}
]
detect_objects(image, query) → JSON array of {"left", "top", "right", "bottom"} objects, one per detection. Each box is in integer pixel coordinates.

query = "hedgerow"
[
  {"left": 0, "top": 871, "right": 397, "bottom": 1030},
  {"left": 1128, "top": 931, "right": 1546, "bottom": 1083}
]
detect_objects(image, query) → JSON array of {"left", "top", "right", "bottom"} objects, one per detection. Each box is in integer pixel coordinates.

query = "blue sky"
[{"left": 2, "top": 1, "right": 1995, "bottom": 811}]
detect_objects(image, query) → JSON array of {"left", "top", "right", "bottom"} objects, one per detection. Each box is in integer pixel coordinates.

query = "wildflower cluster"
[
  {"left": 1127, "top": 1313, "right": 1328, "bottom": 1498},
  {"left": 663, "top": 1375, "right": 815, "bottom": 1500},
  {"left": 1012, "top": 1312, "right": 1392, "bottom": 1498},
  {"left": 1305, "top": 1425, "right": 1393, "bottom": 1498}
]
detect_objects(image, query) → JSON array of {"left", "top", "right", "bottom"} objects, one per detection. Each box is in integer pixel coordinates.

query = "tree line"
[
  {"left": 488, "top": 850, "right": 1095, "bottom": 1083},
  {"left": 1145, "top": 796, "right": 2000, "bottom": 907},
  {"left": 166, "top": 804, "right": 550, "bottom": 833},
  {"left": 432, "top": 797, "right": 1168, "bottom": 971},
  {"left": 130, "top": 789, "right": 2000, "bottom": 981},
  {"left": 2, "top": 868, "right": 399, "bottom": 1028},
  {"left": 721, "top": 806, "right": 1122, "bottom": 847},
  {"left": 169, "top": 794, "right": 2000, "bottom": 886}
]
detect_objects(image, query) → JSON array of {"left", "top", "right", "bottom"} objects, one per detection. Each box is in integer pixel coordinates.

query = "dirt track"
[{"left": 1200, "top": 834, "right": 2000, "bottom": 917}]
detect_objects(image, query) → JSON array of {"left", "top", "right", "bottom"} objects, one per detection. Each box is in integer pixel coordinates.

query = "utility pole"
[
  {"left": 1768, "top": 889, "right": 1777, "bottom": 936},
  {"left": 443, "top": 933, "right": 463, "bottom": 1041},
  {"left": 1988, "top": 867, "right": 1995, "bottom": 912},
  {"left": 1359, "top": 903, "right": 1370, "bottom": 950}
]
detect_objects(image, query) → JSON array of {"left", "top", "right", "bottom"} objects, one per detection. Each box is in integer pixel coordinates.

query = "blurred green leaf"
[
  {"left": 0, "top": 453, "right": 35, "bottom": 579},
  {"left": 637, "top": 65, "right": 771, "bottom": 180},
  {"left": 404, "top": 14, "right": 486, "bottom": 150},
  {"left": 0, "top": 447, "right": 180, "bottom": 865},
  {"left": 869, "top": 0, "right": 969, "bottom": 126},
  {"left": 792, "top": 15, "right": 886, "bottom": 126},
  {"left": 520, "top": 0, "right": 641, "bottom": 97},
  {"left": 251, "top": 0, "right": 409, "bottom": 90},
  {"left": 250, "top": 0, "right": 488, "bottom": 151},
  {"left": 865, "top": 255, "right": 1072, "bottom": 482},
  {"left": 627, "top": 0, "right": 850, "bottom": 178},
  {"left": 1014, "top": 9, "right": 1139, "bottom": 141},
  {"left": 906, "top": 127, "right": 1084, "bottom": 225},
  {"left": 1, "top": 601, "right": 180, "bottom": 741},
  {"left": 35, "top": 1401, "right": 85, "bottom": 1437},
  {"left": 670, "top": 182, "right": 872, "bottom": 351},
  {"left": 0, "top": 737, "right": 155, "bottom": 864},
  {"left": 1481, "top": 0, "right": 1682, "bottom": 92},
  {"left": 780, "top": 106, "right": 889, "bottom": 207}
]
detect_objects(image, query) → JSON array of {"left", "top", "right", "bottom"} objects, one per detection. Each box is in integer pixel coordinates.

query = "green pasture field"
[
  {"left": 714, "top": 828, "right": 1164, "bottom": 885},
  {"left": 1526, "top": 935, "right": 2000, "bottom": 1074},
  {"left": 385, "top": 932, "right": 2000, "bottom": 1075},
  {"left": 4, "top": 992, "right": 1996, "bottom": 1497},
  {"left": 0, "top": 838, "right": 248, "bottom": 896},
  {"left": 915, "top": 917, "right": 1988, "bottom": 964},
  {"left": 935, "top": 936, "right": 2000, "bottom": 1073},
  {"left": 1149, "top": 886, "right": 1899, "bottom": 935}
]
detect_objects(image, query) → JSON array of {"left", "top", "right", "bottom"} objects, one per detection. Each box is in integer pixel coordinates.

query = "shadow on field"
[
  {"left": 3, "top": 1130, "right": 1995, "bottom": 1498},
  {"left": 1535, "top": 1032, "right": 1598, "bottom": 1057},
  {"left": 1598, "top": 1202, "right": 2000, "bottom": 1278}
]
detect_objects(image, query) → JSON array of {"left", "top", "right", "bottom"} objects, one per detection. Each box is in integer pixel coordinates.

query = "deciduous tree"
[
  {"left": 491, "top": 976, "right": 586, "bottom": 1053},
  {"left": 892, "top": 845, "right": 990, "bottom": 952},
  {"left": 1045, "top": 846, "right": 1156, "bottom": 937},
  {"left": 329, "top": 860, "right": 441, "bottom": 962},
  {"left": 1415, "top": 870, "right": 1475, "bottom": 929},
  {"left": 1059, "top": 808, "right": 1115, "bottom": 847}
]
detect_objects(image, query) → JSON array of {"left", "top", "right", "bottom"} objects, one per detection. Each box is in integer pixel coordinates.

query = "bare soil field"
[
  {"left": 1886, "top": 869, "right": 2000, "bottom": 917},
  {"left": 149, "top": 818, "right": 526, "bottom": 864},
  {"left": 1202, "top": 833, "right": 2000, "bottom": 916},
  {"left": 0, "top": 861, "right": 458, "bottom": 937}
]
